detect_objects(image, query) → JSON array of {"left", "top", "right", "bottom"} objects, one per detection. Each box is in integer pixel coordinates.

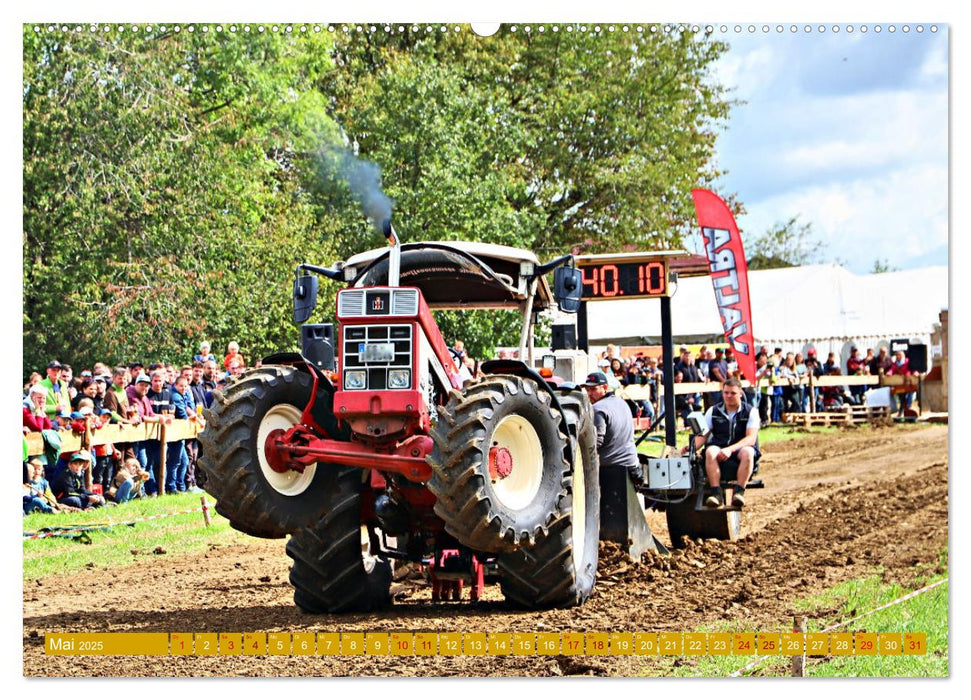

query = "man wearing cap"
[
  {"left": 707, "top": 348, "right": 728, "bottom": 408},
  {"left": 39, "top": 361, "right": 71, "bottom": 420},
  {"left": 52, "top": 451, "right": 105, "bottom": 510},
  {"left": 126, "top": 373, "right": 166, "bottom": 492},
  {"left": 685, "top": 378, "right": 760, "bottom": 508},
  {"left": 583, "top": 371, "right": 643, "bottom": 486},
  {"left": 803, "top": 348, "right": 824, "bottom": 412}
]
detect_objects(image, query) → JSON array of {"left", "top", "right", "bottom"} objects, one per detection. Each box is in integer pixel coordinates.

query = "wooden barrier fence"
[{"left": 25, "top": 418, "right": 204, "bottom": 495}]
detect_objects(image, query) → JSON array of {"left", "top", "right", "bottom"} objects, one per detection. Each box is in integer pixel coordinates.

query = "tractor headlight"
[
  {"left": 344, "top": 370, "right": 366, "bottom": 390},
  {"left": 388, "top": 369, "right": 411, "bottom": 389}
]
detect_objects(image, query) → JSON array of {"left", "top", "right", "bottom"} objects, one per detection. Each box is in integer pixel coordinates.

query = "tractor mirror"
[
  {"left": 293, "top": 274, "right": 319, "bottom": 324},
  {"left": 553, "top": 266, "right": 583, "bottom": 313}
]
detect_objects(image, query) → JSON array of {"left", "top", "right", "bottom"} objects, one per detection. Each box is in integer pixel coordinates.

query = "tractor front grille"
[{"left": 342, "top": 324, "right": 413, "bottom": 391}]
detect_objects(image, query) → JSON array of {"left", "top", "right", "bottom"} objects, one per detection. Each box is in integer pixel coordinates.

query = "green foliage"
[
  {"left": 871, "top": 258, "right": 898, "bottom": 274},
  {"left": 747, "top": 216, "right": 822, "bottom": 270},
  {"left": 323, "top": 26, "right": 733, "bottom": 258},
  {"left": 23, "top": 25, "right": 341, "bottom": 374}
]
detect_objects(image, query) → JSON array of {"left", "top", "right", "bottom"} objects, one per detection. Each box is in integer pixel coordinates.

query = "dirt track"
[{"left": 24, "top": 423, "right": 948, "bottom": 677}]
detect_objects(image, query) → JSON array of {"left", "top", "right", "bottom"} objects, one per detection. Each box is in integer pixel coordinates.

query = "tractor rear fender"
[
  {"left": 259, "top": 352, "right": 346, "bottom": 440},
  {"left": 479, "top": 359, "right": 577, "bottom": 469},
  {"left": 261, "top": 352, "right": 336, "bottom": 389}
]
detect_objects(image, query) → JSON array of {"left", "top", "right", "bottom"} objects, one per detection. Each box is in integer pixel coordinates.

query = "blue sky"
[{"left": 709, "top": 25, "right": 948, "bottom": 274}]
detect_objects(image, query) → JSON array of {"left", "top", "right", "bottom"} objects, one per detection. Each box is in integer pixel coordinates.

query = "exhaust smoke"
[{"left": 321, "top": 144, "right": 394, "bottom": 231}]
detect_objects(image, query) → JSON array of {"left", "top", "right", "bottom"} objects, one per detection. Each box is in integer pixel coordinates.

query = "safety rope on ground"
[
  {"left": 728, "top": 577, "right": 948, "bottom": 677},
  {"left": 23, "top": 506, "right": 208, "bottom": 541}
]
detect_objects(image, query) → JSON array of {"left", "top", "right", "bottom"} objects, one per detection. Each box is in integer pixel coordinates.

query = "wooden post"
[
  {"left": 791, "top": 616, "right": 807, "bottom": 677},
  {"left": 83, "top": 419, "right": 93, "bottom": 491},
  {"left": 201, "top": 495, "right": 211, "bottom": 527},
  {"left": 808, "top": 372, "right": 817, "bottom": 413},
  {"left": 158, "top": 419, "right": 168, "bottom": 496}
]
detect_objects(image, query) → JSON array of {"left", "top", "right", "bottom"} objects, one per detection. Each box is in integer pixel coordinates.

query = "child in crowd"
[
  {"left": 24, "top": 461, "right": 54, "bottom": 514},
  {"left": 108, "top": 457, "right": 150, "bottom": 503}
]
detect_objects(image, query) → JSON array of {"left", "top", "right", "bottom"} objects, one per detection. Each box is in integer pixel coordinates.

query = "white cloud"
[
  {"left": 777, "top": 89, "right": 947, "bottom": 174},
  {"left": 712, "top": 29, "right": 948, "bottom": 275},
  {"left": 737, "top": 163, "right": 948, "bottom": 272},
  {"left": 713, "top": 43, "right": 779, "bottom": 102}
]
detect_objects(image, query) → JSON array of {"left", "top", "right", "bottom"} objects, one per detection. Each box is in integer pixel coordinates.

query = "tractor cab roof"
[{"left": 343, "top": 241, "right": 555, "bottom": 310}]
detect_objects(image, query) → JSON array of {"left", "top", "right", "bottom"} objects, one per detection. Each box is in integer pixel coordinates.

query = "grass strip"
[{"left": 23, "top": 492, "right": 247, "bottom": 580}]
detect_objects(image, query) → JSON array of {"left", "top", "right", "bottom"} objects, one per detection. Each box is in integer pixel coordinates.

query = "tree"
[
  {"left": 318, "top": 25, "right": 733, "bottom": 350},
  {"left": 23, "top": 25, "right": 341, "bottom": 376},
  {"left": 746, "top": 216, "right": 822, "bottom": 270}
]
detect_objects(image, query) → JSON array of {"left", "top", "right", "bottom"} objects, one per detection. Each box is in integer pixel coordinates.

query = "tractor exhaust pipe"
[{"left": 383, "top": 218, "right": 401, "bottom": 287}]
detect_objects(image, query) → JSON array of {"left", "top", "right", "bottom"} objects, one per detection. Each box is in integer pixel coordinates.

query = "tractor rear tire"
[
  {"left": 665, "top": 498, "right": 742, "bottom": 547},
  {"left": 498, "top": 391, "right": 600, "bottom": 608},
  {"left": 199, "top": 365, "right": 341, "bottom": 539},
  {"left": 427, "top": 375, "right": 571, "bottom": 553},
  {"left": 286, "top": 466, "right": 393, "bottom": 613}
]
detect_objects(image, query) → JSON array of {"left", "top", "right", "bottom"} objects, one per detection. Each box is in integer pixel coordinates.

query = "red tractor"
[{"left": 199, "top": 223, "right": 602, "bottom": 611}]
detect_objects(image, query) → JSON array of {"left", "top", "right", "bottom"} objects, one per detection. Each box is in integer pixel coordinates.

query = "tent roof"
[{"left": 585, "top": 263, "right": 948, "bottom": 346}]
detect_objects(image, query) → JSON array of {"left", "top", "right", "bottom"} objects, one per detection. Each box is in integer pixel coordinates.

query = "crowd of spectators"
[
  {"left": 23, "top": 341, "right": 250, "bottom": 516},
  {"left": 596, "top": 342, "right": 919, "bottom": 429}
]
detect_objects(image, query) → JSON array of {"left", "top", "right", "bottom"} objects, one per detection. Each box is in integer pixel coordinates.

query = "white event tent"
[{"left": 583, "top": 263, "right": 948, "bottom": 363}]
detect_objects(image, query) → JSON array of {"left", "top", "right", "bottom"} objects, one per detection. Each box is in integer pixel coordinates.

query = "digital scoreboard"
[{"left": 575, "top": 254, "right": 671, "bottom": 301}]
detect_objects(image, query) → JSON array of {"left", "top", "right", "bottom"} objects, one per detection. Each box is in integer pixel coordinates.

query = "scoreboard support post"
[
  {"left": 577, "top": 301, "right": 589, "bottom": 353},
  {"left": 660, "top": 295, "right": 677, "bottom": 448}
]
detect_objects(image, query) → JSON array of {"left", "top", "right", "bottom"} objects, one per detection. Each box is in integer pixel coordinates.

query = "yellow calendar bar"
[
  {"left": 439, "top": 633, "right": 462, "bottom": 656},
  {"left": 415, "top": 632, "right": 437, "bottom": 656},
  {"left": 42, "top": 631, "right": 929, "bottom": 656}
]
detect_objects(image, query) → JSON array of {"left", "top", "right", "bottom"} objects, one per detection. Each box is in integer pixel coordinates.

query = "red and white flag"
[{"left": 691, "top": 189, "right": 756, "bottom": 383}]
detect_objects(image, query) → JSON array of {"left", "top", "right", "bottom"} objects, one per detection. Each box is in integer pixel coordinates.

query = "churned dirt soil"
[{"left": 24, "top": 424, "right": 948, "bottom": 677}]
